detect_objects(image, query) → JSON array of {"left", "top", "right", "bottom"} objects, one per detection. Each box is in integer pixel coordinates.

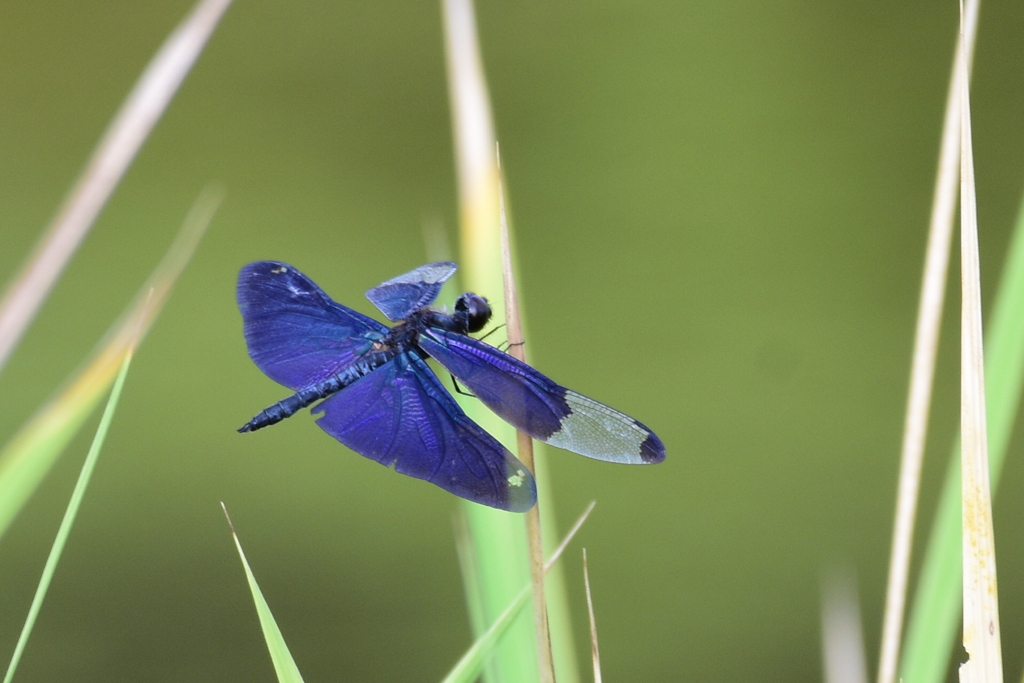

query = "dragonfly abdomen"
[{"left": 239, "top": 349, "right": 397, "bottom": 432}]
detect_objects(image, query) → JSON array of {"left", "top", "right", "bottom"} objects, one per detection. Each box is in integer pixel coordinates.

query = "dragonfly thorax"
[{"left": 379, "top": 292, "right": 491, "bottom": 351}]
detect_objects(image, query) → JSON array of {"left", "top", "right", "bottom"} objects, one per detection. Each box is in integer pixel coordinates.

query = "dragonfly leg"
[{"left": 449, "top": 373, "right": 476, "bottom": 398}]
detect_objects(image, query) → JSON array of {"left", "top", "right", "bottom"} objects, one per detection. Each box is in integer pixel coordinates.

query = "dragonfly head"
[{"left": 454, "top": 293, "right": 491, "bottom": 333}]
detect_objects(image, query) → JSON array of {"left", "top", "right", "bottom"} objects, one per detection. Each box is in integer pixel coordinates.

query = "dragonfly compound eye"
[{"left": 456, "top": 293, "right": 492, "bottom": 333}]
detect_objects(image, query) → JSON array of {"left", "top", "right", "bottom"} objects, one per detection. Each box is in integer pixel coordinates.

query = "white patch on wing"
[
  {"left": 507, "top": 468, "right": 527, "bottom": 488},
  {"left": 545, "top": 392, "right": 650, "bottom": 464}
]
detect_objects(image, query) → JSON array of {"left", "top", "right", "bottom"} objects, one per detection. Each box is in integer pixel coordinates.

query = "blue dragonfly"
[{"left": 238, "top": 261, "right": 664, "bottom": 511}]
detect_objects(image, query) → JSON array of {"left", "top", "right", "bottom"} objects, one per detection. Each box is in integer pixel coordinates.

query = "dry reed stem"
[
  {"left": 498, "top": 149, "right": 556, "bottom": 683},
  {"left": 875, "top": 1, "right": 980, "bottom": 681},
  {"left": 0, "top": 0, "right": 233, "bottom": 375},
  {"left": 956, "top": 9, "right": 1002, "bottom": 680}
]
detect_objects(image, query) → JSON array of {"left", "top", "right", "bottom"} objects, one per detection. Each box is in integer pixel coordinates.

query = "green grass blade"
[
  {"left": 442, "top": 503, "right": 595, "bottom": 683},
  {"left": 452, "top": 509, "right": 488, "bottom": 641},
  {"left": 222, "top": 505, "right": 305, "bottom": 683},
  {"left": 442, "top": 1, "right": 537, "bottom": 680},
  {"left": 3, "top": 349, "right": 135, "bottom": 683},
  {"left": 442, "top": 2, "right": 578, "bottom": 679},
  {"left": 900, "top": 188, "right": 1024, "bottom": 682},
  {"left": 0, "top": 189, "right": 216, "bottom": 543},
  {"left": 444, "top": 581, "right": 534, "bottom": 683}
]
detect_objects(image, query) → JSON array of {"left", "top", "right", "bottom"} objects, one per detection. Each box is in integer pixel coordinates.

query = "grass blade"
[
  {"left": 899, "top": 182, "right": 1024, "bottom": 681},
  {"left": 442, "top": 1, "right": 536, "bottom": 680},
  {"left": 876, "top": 0, "right": 980, "bottom": 680},
  {"left": 222, "top": 505, "right": 305, "bottom": 683},
  {"left": 442, "top": 503, "right": 595, "bottom": 683},
  {"left": 582, "top": 549, "right": 602, "bottom": 683},
  {"left": 0, "top": 189, "right": 218, "bottom": 543},
  {"left": 442, "top": 2, "right": 578, "bottom": 681},
  {"left": 0, "top": 0, "right": 232, "bottom": 375},
  {"left": 956, "top": 14, "right": 1002, "bottom": 680},
  {"left": 3, "top": 346, "right": 136, "bottom": 683},
  {"left": 452, "top": 509, "right": 489, "bottom": 641},
  {"left": 897, "top": 7, "right": 1024, "bottom": 682},
  {"left": 498, "top": 149, "right": 555, "bottom": 683}
]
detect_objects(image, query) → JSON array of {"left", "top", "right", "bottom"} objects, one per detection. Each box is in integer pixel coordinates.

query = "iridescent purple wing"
[
  {"left": 311, "top": 352, "right": 536, "bottom": 511},
  {"left": 419, "top": 330, "right": 665, "bottom": 465},
  {"left": 238, "top": 261, "right": 387, "bottom": 391},
  {"left": 365, "top": 261, "right": 457, "bottom": 321}
]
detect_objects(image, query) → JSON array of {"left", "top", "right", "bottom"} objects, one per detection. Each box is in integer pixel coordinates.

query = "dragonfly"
[{"left": 237, "top": 261, "right": 664, "bottom": 511}]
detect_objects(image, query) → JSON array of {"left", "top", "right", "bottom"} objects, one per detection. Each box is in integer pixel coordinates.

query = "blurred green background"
[{"left": 2, "top": 1, "right": 1024, "bottom": 681}]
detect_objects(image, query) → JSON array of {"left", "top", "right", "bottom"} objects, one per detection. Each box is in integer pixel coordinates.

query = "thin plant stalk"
[
  {"left": 3, "top": 347, "right": 135, "bottom": 683},
  {"left": 442, "top": 2, "right": 577, "bottom": 680},
  {"left": 875, "top": 1, "right": 980, "bottom": 681},
  {"left": 498, "top": 153, "right": 555, "bottom": 683},
  {"left": 443, "top": 1, "right": 534, "bottom": 679},
  {"left": 582, "top": 549, "right": 602, "bottom": 683},
  {"left": 0, "top": 0, "right": 232, "bottom": 376},
  {"left": 956, "top": 16, "right": 1002, "bottom": 680}
]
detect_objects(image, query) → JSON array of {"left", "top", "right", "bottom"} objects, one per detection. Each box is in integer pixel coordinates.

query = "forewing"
[
  {"left": 420, "top": 330, "right": 665, "bottom": 464},
  {"left": 311, "top": 352, "right": 536, "bottom": 511},
  {"left": 365, "top": 262, "right": 457, "bottom": 321},
  {"left": 238, "top": 261, "right": 387, "bottom": 391}
]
